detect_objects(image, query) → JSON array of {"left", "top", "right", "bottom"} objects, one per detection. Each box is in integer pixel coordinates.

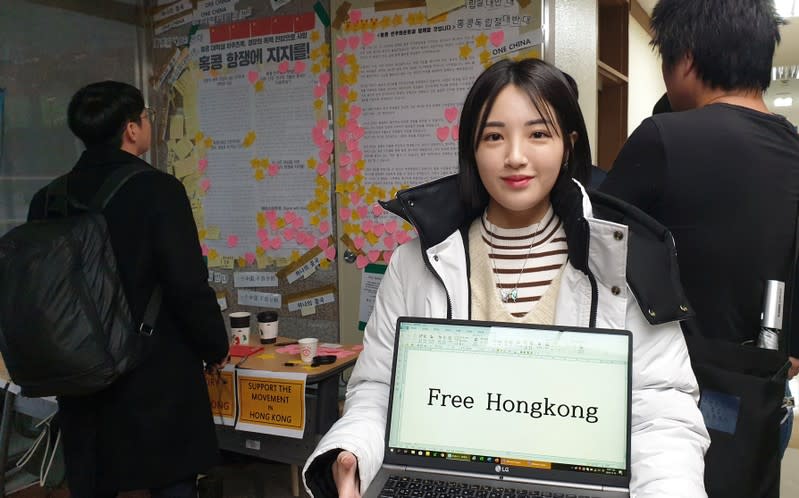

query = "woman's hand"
[{"left": 333, "top": 451, "right": 361, "bottom": 498}]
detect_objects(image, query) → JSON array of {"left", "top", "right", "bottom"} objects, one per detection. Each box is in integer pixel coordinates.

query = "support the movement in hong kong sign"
[{"left": 235, "top": 370, "right": 307, "bottom": 438}]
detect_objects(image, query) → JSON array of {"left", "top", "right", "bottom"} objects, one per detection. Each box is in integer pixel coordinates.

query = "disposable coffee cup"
[
  {"left": 257, "top": 311, "right": 279, "bottom": 344},
  {"left": 299, "top": 338, "right": 319, "bottom": 364},
  {"left": 229, "top": 311, "right": 251, "bottom": 345}
]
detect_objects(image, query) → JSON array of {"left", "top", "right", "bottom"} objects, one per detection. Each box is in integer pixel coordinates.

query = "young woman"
[{"left": 304, "top": 59, "right": 709, "bottom": 497}]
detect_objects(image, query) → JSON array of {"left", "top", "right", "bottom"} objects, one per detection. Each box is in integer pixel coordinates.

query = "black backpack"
[{"left": 0, "top": 165, "right": 161, "bottom": 397}]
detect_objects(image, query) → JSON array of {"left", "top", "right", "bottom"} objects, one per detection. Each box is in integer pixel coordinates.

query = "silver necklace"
[{"left": 486, "top": 215, "right": 542, "bottom": 304}]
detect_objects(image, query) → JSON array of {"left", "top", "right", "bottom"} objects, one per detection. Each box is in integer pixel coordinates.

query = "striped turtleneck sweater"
[{"left": 469, "top": 206, "right": 568, "bottom": 320}]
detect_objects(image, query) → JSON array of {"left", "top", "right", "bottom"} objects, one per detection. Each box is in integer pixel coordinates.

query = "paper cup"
[
  {"left": 229, "top": 311, "right": 251, "bottom": 345},
  {"left": 299, "top": 338, "right": 319, "bottom": 364},
  {"left": 257, "top": 311, "right": 278, "bottom": 344}
]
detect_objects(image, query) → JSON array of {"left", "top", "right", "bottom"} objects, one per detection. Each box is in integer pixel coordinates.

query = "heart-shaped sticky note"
[
  {"left": 353, "top": 236, "right": 365, "bottom": 250},
  {"left": 247, "top": 70, "right": 259, "bottom": 84},
  {"left": 319, "top": 220, "right": 330, "bottom": 234},
  {"left": 349, "top": 9, "right": 362, "bottom": 23},
  {"left": 362, "top": 32, "right": 375, "bottom": 47},
  {"left": 436, "top": 127, "right": 450, "bottom": 142},
  {"left": 335, "top": 38, "right": 347, "bottom": 52},
  {"left": 371, "top": 204, "right": 384, "bottom": 217},
  {"left": 490, "top": 30, "right": 505, "bottom": 47},
  {"left": 294, "top": 61, "right": 306, "bottom": 74},
  {"left": 278, "top": 60, "right": 289, "bottom": 73},
  {"left": 356, "top": 254, "right": 369, "bottom": 269},
  {"left": 348, "top": 35, "right": 360, "bottom": 50},
  {"left": 452, "top": 125, "right": 460, "bottom": 141},
  {"left": 319, "top": 72, "right": 331, "bottom": 86},
  {"left": 227, "top": 235, "right": 238, "bottom": 248},
  {"left": 367, "top": 250, "right": 380, "bottom": 263},
  {"left": 444, "top": 107, "right": 458, "bottom": 123},
  {"left": 324, "top": 246, "right": 336, "bottom": 261}
]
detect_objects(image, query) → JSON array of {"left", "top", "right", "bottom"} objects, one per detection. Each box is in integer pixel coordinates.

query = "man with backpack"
[{"left": 22, "top": 81, "right": 229, "bottom": 497}]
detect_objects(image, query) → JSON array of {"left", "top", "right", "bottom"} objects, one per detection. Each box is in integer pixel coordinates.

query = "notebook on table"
[{"left": 363, "top": 317, "right": 632, "bottom": 498}]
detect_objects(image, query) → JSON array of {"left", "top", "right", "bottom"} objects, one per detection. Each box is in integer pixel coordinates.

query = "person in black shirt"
[{"left": 600, "top": 0, "right": 799, "bottom": 455}]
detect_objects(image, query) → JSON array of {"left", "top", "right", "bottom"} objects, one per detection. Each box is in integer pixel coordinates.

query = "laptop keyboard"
[{"left": 378, "top": 475, "right": 600, "bottom": 498}]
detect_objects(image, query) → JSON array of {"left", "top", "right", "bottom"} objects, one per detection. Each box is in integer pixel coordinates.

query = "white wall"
[
  {"left": 627, "top": 16, "right": 665, "bottom": 135},
  {"left": 547, "top": 0, "right": 598, "bottom": 163}
]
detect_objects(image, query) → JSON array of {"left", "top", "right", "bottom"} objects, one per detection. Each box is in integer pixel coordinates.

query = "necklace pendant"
[{"left": 501, "top": 288, "right": 518, "bottom": 303}]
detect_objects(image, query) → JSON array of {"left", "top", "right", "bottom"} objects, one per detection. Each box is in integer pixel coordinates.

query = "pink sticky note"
[
  {"left": 384, "top": 235, "right": 396, "bottom": 250},
  {"left": 490, "top": 30, "right": 505, "bottom": 47},
  {"left": 313, "top": 85, "right": 325, "bottom": 99},
  {"left": 436, "top": 127, "right": 450, "bottom": 142},
  {"left": 303, "top": 234, "right": 316, "bottom": 249},
  {"left": 317, "top": 162, "right": 330, "bottom": 176},
  {"left": 335, "top": 53, "right": 347, "bottom": 68},
  {"left": 268, "top": 163, "right": 280, "bottom": 176},
  {"left": 317, "top": 237, "right": 330, "bottom": 250},
  {"left": 339, "top": 167, "right": 353, "bottom": 181},
  {"left": 350, "top": 105, "right": 362, "bottom": 120},
  {"left": 444, "top": 107, "right": 459, "bottom": 123},
  {"left": 353, "top": 236, "right": 365, "bottom": 250},
  {"left": 352, "top": 126, "right": 365, "bottom": 140},
  {"left": 283, "top": 228, "right": 296, "bottom": 241},
  {"left": 367, "top": 250, "right": 380, "bottom": 263},
  {"left": 371, "top": 204, "right": 384, "bottom": 217},
  {"left": 294, "top": 61, "right": 306, "bottom": 74},
  {"left": 383, "top": 250, "right": 393, "bottom": 263},
  {"left": 319, "top": 72, "right": 331, "bottom": 87},
  {"left": 337, "top": 85, "right": 350, "bottom": 99},
  {"left": 345, "top": 118, "right": 359, "bottom": 133},
  {"left": 362, "top": 32, "right": 375, "bottom": 47},
  {"left": 352, "top": 149, "right": 363, "bottom": 162},
  {"left": 265, "top": 210, "right": 278, "bottom": 223},
  {"left": 348, "top": 35, "right": 360, "bottom": 50},
  {"left": 396, "top": 231, "right": 412, "bottom": 244},
  {"left": 227, "top": 235, "right": 238, "bottom": 248},
  {"left": 339, "top": 154, "right": 352, "bottom": 166},
  {"left": 245, "top": 252, "right": 256, "bottom": 265},
  {"left": 260, "top": 238, "right": 270, "bottom": 250},
  {"left": 269, "top": 237, "right": 282, "bottom": 250},
  {"left": 335, "top": 37, "right": 347, "bottom": 52},
  {"left": 349, "top": 191, "right": 361, "bottom": 205},
  {"left": 284, "top": 211, "right": 297, "bottom": 223},
  {"left": 247, "top": 70, "right": 259, "bottom": 84},
  {"left": 200, "top": 178, "right": 211, "bottom": 192},
  {"left": 324, "top": 246, "right": 336, "bottom": 261},
  {"left": 198, "top": 158, "right": 208, "bottom": 173},
  {"left": 346, "top": 139, "right": 358, "bottom": 152},
  {"left": 385, "top": 219, "right": 398, "bottom": 234},
  {"left": 361, "top": 220, "right": 373, "bottom": 233},
  {"left": 356, "top": 205, "right": 368, "bottom": 219},
  {"left": 373, "top": 223, "right": 385, "bottom": 237},
  {"left": 201, "top": 244, "right": 209, "bottom": 256},
  {"left": 278, "top": 60, "right": 289, "bottom": 73},
  {"left": 257, "top": 228, "right": 269, "bottom": 241},
  {"left": 355, "top": 254, "right": 369, "bottom": 269},
  {"left": 349, "top": 9, "right": 362, "bottom": 23},
  {"left": 452, "top": 125, "right": 460, "bottom": 141},
  {"left": 339, "top": 207, "right": 352, "bottom": 221},
  {"left": 319, "top": 220, "right": 330, "bottom": 234},
  {"left": 292, "top": 217, "right": 304, "bottom": 229}
]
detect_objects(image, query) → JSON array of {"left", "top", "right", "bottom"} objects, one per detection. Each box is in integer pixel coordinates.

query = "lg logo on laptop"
[{"left": 494, "top": 465, "right": 510, "bottom": 474}]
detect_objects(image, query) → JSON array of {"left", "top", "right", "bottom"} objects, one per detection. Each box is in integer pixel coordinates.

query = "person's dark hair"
[
  {"left": 67, "top": 81, "right": 145, "bottom": 148},
  {"left": 650, "top": 0, "right": 783, "bottom": 92},
  {"left": 652, "top": 92, "right": 672, "bottom": 115},
  {"left": 458, "top": 59, "right": 591, "bottom": 210}
]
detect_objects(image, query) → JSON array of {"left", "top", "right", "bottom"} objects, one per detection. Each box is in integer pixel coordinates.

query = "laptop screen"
[{"left": 386, "top": 318, "right": 631, "bottom": 483}]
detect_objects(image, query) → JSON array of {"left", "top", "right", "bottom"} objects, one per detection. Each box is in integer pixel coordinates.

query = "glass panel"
[{"left": 0, "top": 0, "right": 144, "bottom": 235}]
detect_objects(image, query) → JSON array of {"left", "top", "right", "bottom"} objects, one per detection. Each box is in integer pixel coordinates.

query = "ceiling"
[{"left": 636, "top": 0, "right": 799, "bottom": 125}]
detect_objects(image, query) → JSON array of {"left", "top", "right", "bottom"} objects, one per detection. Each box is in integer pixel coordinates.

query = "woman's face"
[{"left": 475, "top": 84, "right": 565, "bottom": 228}]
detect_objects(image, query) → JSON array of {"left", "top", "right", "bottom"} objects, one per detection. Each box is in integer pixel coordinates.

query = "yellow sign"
[
  {"left": 235, "top": 371, "right": 307, "bottom": 438},
  {"left": 205, "top": 367, "right": 236, "bottom": 426}
]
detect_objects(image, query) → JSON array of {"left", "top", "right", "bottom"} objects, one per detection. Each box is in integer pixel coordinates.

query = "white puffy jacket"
[{"left": 304, "top": 176, "right": 710, "bottom": 498}]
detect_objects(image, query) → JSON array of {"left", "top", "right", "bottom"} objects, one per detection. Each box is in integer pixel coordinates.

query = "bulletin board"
[
  {"left": 145, "top": 0, "right": 544, "bottom": 344},
  {"left": 148, "top": 0, "right": 341, "bottom": 343}
]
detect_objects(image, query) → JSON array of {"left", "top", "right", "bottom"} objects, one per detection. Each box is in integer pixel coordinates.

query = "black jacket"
[{"left": 28, "top": 146, "right": 229, "bottom": 494}]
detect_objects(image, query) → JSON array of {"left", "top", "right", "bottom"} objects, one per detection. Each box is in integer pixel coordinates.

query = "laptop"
[{"left": 363, "top": 317, "right": 632, "bottom": 498}]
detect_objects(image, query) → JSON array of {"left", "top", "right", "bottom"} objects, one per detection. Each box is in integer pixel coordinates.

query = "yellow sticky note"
[
  {"left": 220, "top": 256, "right": 235, "bottom": 270},
  {"left": 174, "top": 138, "right": 194, "bottom": 159},
  {"left": 237, "top": 256, "right": 246, "bottom": 268},
  {"left": 191, "top": 207, "right": 205, "bottom": 227},
  {"left": 254, "top": 80, "right": 265, "bottom": 92},
  {"left": 254, "top": 169, "right": 265, "bottom": 181},
  {"left": 276, "top": 257, "right": 290, "bottom": 267},
  {"left": 366, "top": 232, "right": 379, "bottom": 245},
  {"left": 256, "top": 253, "right": 268, "bottom": 269},
  {"left": 169, "top": 115, "right": 185, "bottom": 140},
  {"left": 300, "top": 305, "right": 316, "bottom": 316},
  {"left": 256, "top": 353, "right": 275, "bottom": 360},
  {"left": 203, "top": 137, "right": 213, "bottom": 148},
  {"left": 319, "top": 259, "right": 331, "bottom": 270},
  {"left": 172, "top": 156, "right": 197, "bottom": 178},
  {"left": 242, "top": 131, "right": 257, "bottom": 148},
  {"left": 290, "top": 250, "right": 301, "bottom": 263},
  {"left": 206, "top": 226, "right": 221, "bottom": 240}
]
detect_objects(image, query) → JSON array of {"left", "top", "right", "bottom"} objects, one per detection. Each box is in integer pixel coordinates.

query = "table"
[
  {"left": 0, "top": 360, "right": 59, "bottom": 497},
  {"left": 216, "top": 339, "right": 360, "bottom": 496}
]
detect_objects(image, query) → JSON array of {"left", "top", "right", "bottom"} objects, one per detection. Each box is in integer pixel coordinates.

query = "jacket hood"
[{"left": 380, "top": 174, "right": 693, "bottom": 325}]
